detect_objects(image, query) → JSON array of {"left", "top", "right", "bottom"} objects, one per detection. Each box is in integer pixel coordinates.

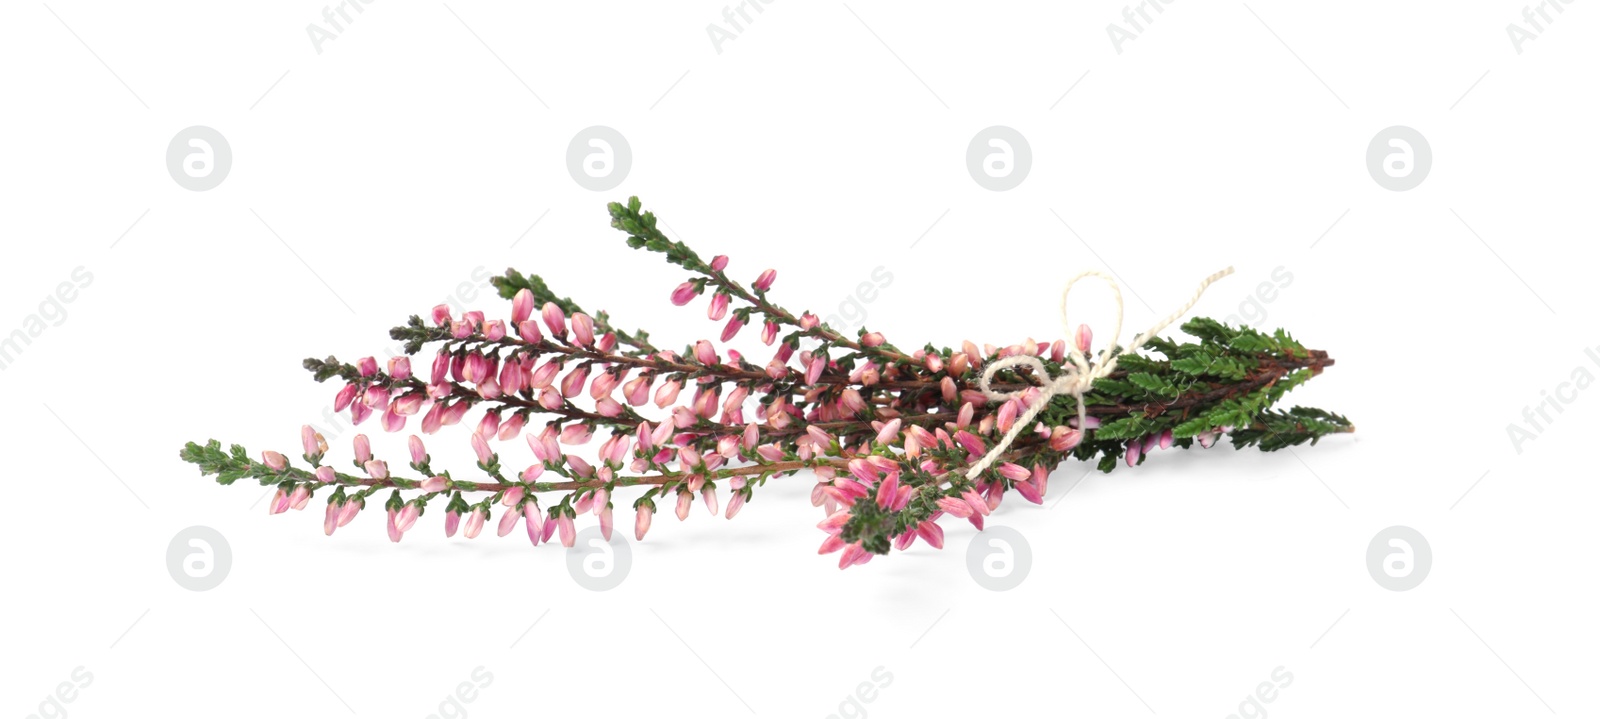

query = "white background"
[{"left": 3, "top": 2, "right": 1596, "bottom": 717}]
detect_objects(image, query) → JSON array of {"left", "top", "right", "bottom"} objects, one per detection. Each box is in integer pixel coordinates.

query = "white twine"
[{"left": 964, "top": 267, "right": 1235, "bottom": 480}]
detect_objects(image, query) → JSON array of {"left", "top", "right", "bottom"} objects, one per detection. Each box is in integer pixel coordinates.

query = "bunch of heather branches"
[{"left": 180, "top": 197, "right": 1351, "bottom": 568}]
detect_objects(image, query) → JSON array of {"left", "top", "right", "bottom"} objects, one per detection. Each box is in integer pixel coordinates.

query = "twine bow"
[{"left": 964, "top": 267, "right": 1235, "bottom": 480}]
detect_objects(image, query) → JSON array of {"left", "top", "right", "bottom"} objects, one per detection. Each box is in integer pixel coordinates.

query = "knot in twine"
[{"left": 964, "top": 267, "right": 1234, "bottom": 480}]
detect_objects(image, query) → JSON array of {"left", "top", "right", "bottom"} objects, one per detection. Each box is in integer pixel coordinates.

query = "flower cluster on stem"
[{"left": 181, "top": 198, "right": 1351, "bottom": 568}]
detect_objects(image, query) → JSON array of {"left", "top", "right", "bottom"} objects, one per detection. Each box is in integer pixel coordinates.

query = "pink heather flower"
[
  {"left": 916, "top": 520, "right": 945, "bottom": 549},
  {"left": 709, "top": 254, "right": 729, "bottom": 271},
  {"left": 301, "top": 425, "right": 323, "bottom": 457},
  {"left": 396, "top": 502, "right": 420, "bottom": 533},
  {"left": 517, "top": 319, "right": 543, "bottom": 343},
  {"left": 431, "top": 304, "right": 452, "bottom": 325},
  {"left": 484, "top": 320, "right": 507, "bottom": 342},
  {"left": 707, "top": 293, "right": 730, "bottom": 321},
  {"left": 387, "top": 356, "right": 412, "bottom": 381},
  {"left": 998, "top": 462, "right": 1031, "bottom": 482},
  {"left": 599, "top": 505, "right": 614, "bottom": 540},
  {"left": 444, "top": 510, "right": 461, "bottom": 538},
  {"left": 463, "top": 311, "right": 484, "bottom": 329},
  {"left": 997, "top": 399, "right": 1019, "bottom": 434},
  {"left": 1196, "top": 429, "right": 1220, "bottom": 449},
  {"left": 839, "top": 388, "right": 866, "bottom": 414},
  {"left": 1016, "top": 480, "right": 1044, "bottom": 505},
  {"left": 1075, "top": 324, "right": 1093, "bottom": 355},
  {"left": 694, "top": 340, "right": 718, "bottom": 366},
  {"left": 559, "top": 424, "right": 593, "bottom": 445},
  {"left": 502, "top": 486, "right": 526, "bottom": 507},
  {"left": 955, "top": 431, "right": 986, "bottom": 457},
  {"left": 364, "top": 460, "right": 388, "bottom": 479},
  {"left": 451, "top": 320, "right": 473, "bottom": 339},
  {"left": 623, "top": 375, "right": 652, "bottom": 406},
  {"left": 386, "top": 509, "right": 402, "bottom": 542},
  {"left": 381, "top": 408, "right": 405, "bottom": 433},
  {"left": 524, "top": 502, "right": 545, "bottom": 544},
  {"left": 1125, "top": 440, "right": 1143, "bottom": 467},
  {"left": 334, "top": 384, "right": 358, "bottom": 412},
  {"left": 861, "top": 332, "right": 886, "bottom": 347},
  {"left": 635, "top": 504, "right": 653, "bottom": 540},
  {"left": 961, "top": 489, "right": 991, "bottom": 517},
  {"left": 715, "top": 479, "right": 744, "bottom": 513},
  {"left": 670, "top": 281, "right": 699, "bottom": 306},
  {"left": 268, "top": 488, "right": 289, "bottom": 515},
  {"left": 337, "top": 498, "right": 362, "bottom": 526},
  {"left": 463, "top": 508, "right": 486, "bottom": 538},
  {"left": 357, "top": 356, "right": 378, "bottom": 377},
  {"left": 653, "top": 379, "right": 682, "bottom": 408},
  {"left": 702, "top": 486, "right": 719, "bottom": 515},
  {"left": 635, "top": 421, "right": 656, "bottom": 452},
  {"left": 262, "top": 450, "right": 287, "bottom": 472},
  {"left": 288, "top": 485, "right": 311, "bottom": 510},
  {"left": 497, "top": 413, "right": 526, "bottom": 442},
  {"left": 497, "top": 505, "right": 520, "bottom": 537},
  {"left": 363, "top": 386, "right": 389, "bottom": 410},
  {"left": 753, "top": 268, "right": 776, "bottom": 292},
  {"left": 589, "top": 371, "right": 621, "bottom": 399},
  {"left": 470, "top": 432, "right": 493, "bottom": 464},
  {"left": 799, "top": 313, "right": 820, "bottom": 330},
  {"left": 421, "top": 404, "right": 446, "bottom": 434},
  {"left": 721, "top": 316, "right": 745, "bottom": 342},
  {"left": 408, "top": 435, "right": 427, "bottom": 465},
  {"left": 529, "top": 360, "right": 560, "bottom": 389},
  {"left": 511, "top": 288, "right": 535, "bottom": 325},
  {"left": 541, "top": 302, "right": 566, "bottom": 338},
  {"left": 566, "top": 456, "right": 594, "bottom": 477},
  {"left": 571, "top": 313, "right": 596, "bottom": 346},
  {"left": 806, "top": 355, "right": 825, "bottom": 385},
  {"left": 324, "top": 502, "right": 340, "bottom": 536},
  {"left": 675, "top": 491, "right": 693, "bottom": 520},
  {"left": 392, "top": 393, "right": 424, "bottom": 416},
  {"left": 560, "top": 365, "right": 588, "bottom": 398},
  {"left": 1050, "top": 426, "right": 1084, "bottom": 452},
  {"left": 430, "top": 350, "right": 450, "bottom": 384},
  {"left": 353, "top": 434, "right": 372, "bottom": 464},
  {"left": 315, "top": 466, "right": 336, "bottom": 483},
  {"left": 597, "top": 332, "right": 618, "bottom": 352},
  {"left": 557, "top": 513, "right": 576, "bottom": 547},
  {"left": 875, "top": 473, "right": 900, "bottom": 509},
  {"left": 875, "top": 419, "right": 902, "bottom": 446},
  {"left": 1159, "top": 428, "right": 1175, "bottom": 450},
  {"left": 420, "top": 476, "right": 447, "bottom": 493},
  {"left": 839, "top": 542, "right": 868, "bottom": 569},
  {"left": 537, "top": 388, "right": 563, "bottom": 411},
  {"left": 445, "top": 401, "right": 471, "bottom": 427},
  {"left": 760, "top": 321, "right": 779, "bottom": 346}
]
